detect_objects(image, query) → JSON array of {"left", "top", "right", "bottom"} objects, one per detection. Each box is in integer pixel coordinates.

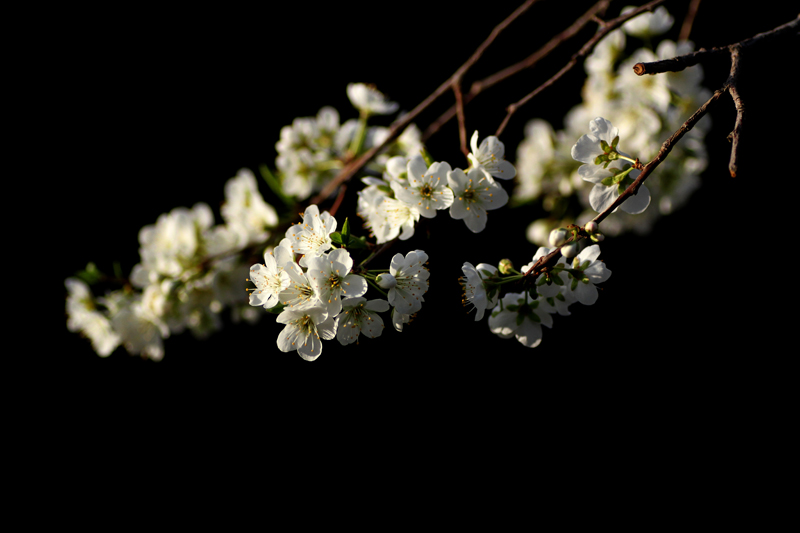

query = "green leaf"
[
  {"left": 342, "top": 217, "right": 351, "bottom": 243},
  {"left": 330, "top": 232, "right": 344, "bottom": 246},
  {"left": 259, "top": 164, "right": 294, "bottom": 207}
]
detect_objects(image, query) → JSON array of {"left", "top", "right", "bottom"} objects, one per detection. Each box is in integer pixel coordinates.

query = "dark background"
[{"left": 47, "top": 0, "right": 796, "bottom": 411}]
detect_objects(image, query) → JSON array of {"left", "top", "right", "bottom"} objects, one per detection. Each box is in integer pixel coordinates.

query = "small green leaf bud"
[{"left": 498, "top": 259, "right": 514, "bottom": 275}]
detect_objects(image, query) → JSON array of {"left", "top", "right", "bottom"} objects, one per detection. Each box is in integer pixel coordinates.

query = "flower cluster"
[
  {"left": 514, "top": 4, "right": 709, "bottom": 243},
  {"left": 461, "top": 243, "right": 611, "bottom": 348},
  {"left": 65, "top": 170, "right": 280, "bottom": 360},
  {"left": 248, "top": 205, "right": 430, "bottom": 361},
  {"left": 276, "top": 84, "right": 423, "bottom": 201},
  {"left": 358, "top": 130, "right": 513, "bottom": 241}
]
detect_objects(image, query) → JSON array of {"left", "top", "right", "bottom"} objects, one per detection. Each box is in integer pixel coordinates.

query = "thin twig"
[
  {"left": 422, "top": 0, "right": 611, "bottom": 142},
  {"left": 727, "top": 44, "right": 744, "bottom": 177},
  {"left": 329, "top": 183, "right": 347, "bottom": 217},
  {"left": 496, "top": 0, "right": 666, "bottom": 137},
  {"left": 633, "top": 16, "right": 799, "bottom": 75},
  {"left": 678, "top": 0, "right": 702, "bottom": 42},
  {"left": 453, "top": 81, "right": 469, "bottom": 159},
  {"left": 311, "top": 0, "right": 540, "bottom": 206}
]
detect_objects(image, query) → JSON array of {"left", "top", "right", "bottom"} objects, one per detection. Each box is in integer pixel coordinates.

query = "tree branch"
[
  {"left": 311, "top": 0, "right": 541, "bottom": 205},
  {"left": 495, "top": 0, "right": 666, "bottom": 137},
  {"left": 422, "top": 0, "right": 611, "bottom": 142},
  {"left": 632, "top": 16, "right": 799, "bottom": 75},
  {"left": 727, "top": 44, "right": 744, "bottom": 177}
]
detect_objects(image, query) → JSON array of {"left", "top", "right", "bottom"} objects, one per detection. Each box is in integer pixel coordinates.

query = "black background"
[{"left": 46, "top": 0, "right": 796, "bottom": 415}]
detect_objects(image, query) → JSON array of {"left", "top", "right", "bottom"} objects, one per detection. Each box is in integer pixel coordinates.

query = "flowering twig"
[
  {"left": 495, "top": 0, "right": 666, "bottom": 137},
  {"left": 592, "top": 86, "right": 728, "bottom": 226},
  {"left": 422, "top": 0, "right": 611, "bottom": 141}
]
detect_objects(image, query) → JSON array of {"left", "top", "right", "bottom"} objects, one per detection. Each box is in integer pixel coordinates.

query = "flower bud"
[
  {"left": 549, "top": 228, "right": 568, "bottom": 247},
  {"left": 561, "top": 242, "right": 578, "bottom": 258},
  {"left": 376, "top": 273, "right": 397, "bottom": 289},
  {"left": 498, "top": 259, "right": 514, "bottom": 275},
  {"left": 585, "top": 221, "right": 598, "bottom": 234},
  {"left": 590, "top": 232, "right": 605, "bottom": 243}
]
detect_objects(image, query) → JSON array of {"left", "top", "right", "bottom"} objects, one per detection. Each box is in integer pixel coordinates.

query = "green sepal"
[
  {"left": 420, "top": 147, "right": 435, "bottom": 167},
  {"left": 506, "top": 304, "right": 519, "bottom": 312},
  {"left": 377, "top": 185, "right": 394, "bottom": 197},
  {"left": 601, "top": 176, "right": 616, "bottom": 186},
  {"left": 611, "top": 135, "right": 619, "bottom": 149},
  {"left": 75, "top": 262, "right": 102, "bottom": 285},
  {"left": 265, "top": 302, "right": 286, "bottom": 315},
  {"left": 551, "top": 273, "right": 564, "bottom": 286},
  {"left": 516, "top": 313, "right": 525, "bottom": 326},
  {"left": 571, "top": 278, "right": 579, "bottom": 291},
  {"left": 600, "top": 140, "right": 610, "bottom": 152},
  {"left": 330, "top": 231, "right": 368, "bottom": 250}
]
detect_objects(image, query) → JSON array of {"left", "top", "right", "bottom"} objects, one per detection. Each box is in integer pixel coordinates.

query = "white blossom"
[
  {"left": 337, "top": 298, "right": 390, "bottom": 345},
  {"left": 248, "top": 245, "right": 293, "bottom": 309},
  {"left": 622, "top": 5, "right": 674, "bottom": 39},
  {"left": 276, "top": 307, "right": 337, "bottom": 361},
  {"left": 387, "top": 250, "right": 430, "bottom": 315},
  {"left": 222, "top": 168, "right": 278, "bottom": 247},
  {"left": 562, "top": 244, "right": 611, "bottom": 305},
  {"left": 447, "top": 167, "right": 509, "bottom": 233},
  {"left": 467, "top": 131, "right": 516, "bottom": 181},
  {"left": 65, "top": 278, "right": 120, "bottom": 357},
  {"left": 488, "top": 292, "right": 554, "bottom": 348},
  {"left": 392, "top": 155, "right": 453, "bottom": 218},
  {"left": 460, "top": 263, "right": 499, "bottom": 321},
  {"left": 305, "top": 248, "right": 368, "bottom": 316},
  {"left": 347, "top": 83, "right": 399, "bottom": 116},
  {"left": 284, "top": 204, "right": 337, "bottom": 267}
]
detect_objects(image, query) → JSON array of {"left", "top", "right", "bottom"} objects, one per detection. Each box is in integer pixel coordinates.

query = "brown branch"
[
  {"left": 678, "top": 0, "right": 702, "bottom": 42},
  {"left": 311, "top": 0, "right": 541, "bottom": 206},
  {"left": 452, "top": 81, "right": 469, "bottom": 160},
  {"left": 328, "top": 183, "right": 347, "bottom": 217},
  {"left": 422, "top": 0, "right": 611, "bottom": 142},
  {"left": 727, "top": 44, "right": 744, "bottom": 177},
  {"left": 633, "top": 15, "right": 799, "bottom": 75},
  {"left": 496, "top": 0, "right": 667, "bottom": 137}
]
